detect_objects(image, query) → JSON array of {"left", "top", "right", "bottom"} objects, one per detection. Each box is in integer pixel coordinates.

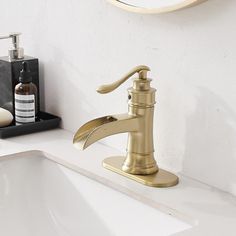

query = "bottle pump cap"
[
  {"left": 19, "top": 62, "right": 32, "bottom": 83},
  {"left": 0, "top": 32, "right": 24, "bottom": 60}
]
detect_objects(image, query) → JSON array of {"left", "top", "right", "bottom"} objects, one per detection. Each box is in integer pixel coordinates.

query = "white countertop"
[{"left": 0, "top": 129, "right": 236, "bottom": 235}]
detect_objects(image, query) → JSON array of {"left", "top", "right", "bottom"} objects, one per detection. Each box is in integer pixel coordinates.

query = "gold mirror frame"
[{"left": 106, "top": 0, "right": 206, "bottom": 14}]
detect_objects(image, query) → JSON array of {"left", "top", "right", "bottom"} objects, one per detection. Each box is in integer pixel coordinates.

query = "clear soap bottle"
[{"left": 14, "top": 62, "right": 38, "bottom": 125}]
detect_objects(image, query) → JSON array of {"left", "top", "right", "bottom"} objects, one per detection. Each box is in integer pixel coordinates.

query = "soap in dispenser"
[
  {"left": 15, "top": 62, "right": 38, "bottom": 124},
  {"left": 0, "top": 33, "right": 40, "bottom": 115}
]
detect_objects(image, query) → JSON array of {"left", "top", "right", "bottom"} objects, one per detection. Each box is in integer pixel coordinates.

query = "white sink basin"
[{"left": 0, "top": 151, "right": 191, "bottom": 236}]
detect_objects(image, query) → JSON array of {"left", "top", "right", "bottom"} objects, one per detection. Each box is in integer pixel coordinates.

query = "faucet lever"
[{"left": 96, "top": 65, "right": 150, "bottom": 94}]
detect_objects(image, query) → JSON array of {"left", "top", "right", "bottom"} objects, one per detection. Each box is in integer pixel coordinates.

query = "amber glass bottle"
[{"left": 14, "top": 62, "right": 38, "bottom": 125}]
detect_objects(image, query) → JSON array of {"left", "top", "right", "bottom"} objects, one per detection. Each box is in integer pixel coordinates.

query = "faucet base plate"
[{"left": 103, "top": 156, "right": 179, "bottom": 187}]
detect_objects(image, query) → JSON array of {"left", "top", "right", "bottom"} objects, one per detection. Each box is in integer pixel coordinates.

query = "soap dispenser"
[{"left": 0, "top": 32, "right": 40, "bottom": 115}]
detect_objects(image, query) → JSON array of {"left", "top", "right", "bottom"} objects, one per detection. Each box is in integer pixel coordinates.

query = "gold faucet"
[{"left": 73, "top": 65, "right": 178, "bottom": 187}]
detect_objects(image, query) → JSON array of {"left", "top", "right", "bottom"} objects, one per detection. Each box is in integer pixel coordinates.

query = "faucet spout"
[{"left": 73, "top": 114, "right": 139, "bottom": 150}]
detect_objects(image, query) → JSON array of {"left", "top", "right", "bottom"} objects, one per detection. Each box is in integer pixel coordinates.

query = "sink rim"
[{"left": 0, "top": 150, "right": 196, "bottom": 228}]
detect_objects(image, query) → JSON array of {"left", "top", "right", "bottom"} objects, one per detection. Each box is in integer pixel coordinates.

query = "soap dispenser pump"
[
  {"left": 0, "top": 32, "right": 24, "bottom": 60},
  {"left": 0, "top": 32, "right": 40, "bottom": 115}
]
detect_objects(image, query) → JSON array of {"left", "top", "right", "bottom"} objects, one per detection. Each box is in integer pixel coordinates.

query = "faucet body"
[
  {"left": 124, "top": 80, "right": 158, "bottom": 175},
  {"left": 73, "top": 66, "right": 178, "bottom": 187}
]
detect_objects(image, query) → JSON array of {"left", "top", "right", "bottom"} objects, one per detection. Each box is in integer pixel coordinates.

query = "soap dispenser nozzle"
[{"left": 0, "top": 32, "right": 24, "bottom": 60}]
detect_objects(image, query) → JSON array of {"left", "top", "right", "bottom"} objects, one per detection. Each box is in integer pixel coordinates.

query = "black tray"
[{"left": 0, "top": 111, "right": 61, "bottom": 139}]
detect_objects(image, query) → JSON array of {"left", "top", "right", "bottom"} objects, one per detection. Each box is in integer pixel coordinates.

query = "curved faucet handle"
[{"left": 97, "top": 65, "right": 150, "bottom": 94}]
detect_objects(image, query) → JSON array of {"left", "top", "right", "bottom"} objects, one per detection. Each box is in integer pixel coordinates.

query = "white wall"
[{"left": 1, "top": 0, "right": 236, "bottom": 195}]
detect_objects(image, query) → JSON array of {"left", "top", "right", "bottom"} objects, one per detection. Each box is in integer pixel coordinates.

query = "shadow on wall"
[
  {"left": 39, "top": 46, "right": 101, "bottom": 131},
  {"left": 182, "top": 87, "right": 236, "bottom": 195}
]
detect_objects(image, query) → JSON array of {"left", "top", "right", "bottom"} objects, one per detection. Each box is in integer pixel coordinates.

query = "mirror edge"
[{"left": 106, "top": 0, "right": 207, "bottom": 14}]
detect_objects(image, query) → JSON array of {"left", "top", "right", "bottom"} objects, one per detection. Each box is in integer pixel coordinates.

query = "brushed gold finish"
[
  {"left": 103, "top": 156, "right": 179, "bottom": 187},
  {"left": 97, "top": 65, "right": 150, "bottom": 94},
  {"left": 73, "top": 65, "right": 179, "bottom": 187},
  {"left": 73, "top": 114, "right": 139, "bottom": 150},
  {"left": 106, "top": 0, "right": 207, "bottom": 14}
]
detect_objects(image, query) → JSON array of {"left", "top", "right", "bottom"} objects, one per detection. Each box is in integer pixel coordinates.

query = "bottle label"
[{"left": 15, "top": 94, "right": 35, "bottom": 124}]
